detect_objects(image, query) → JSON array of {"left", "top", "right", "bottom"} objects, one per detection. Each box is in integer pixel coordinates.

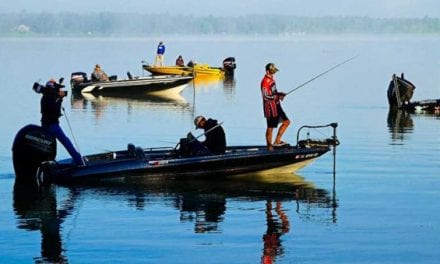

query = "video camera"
[{"left": 32, "top": 77, "right": 67, "bottom": 96}]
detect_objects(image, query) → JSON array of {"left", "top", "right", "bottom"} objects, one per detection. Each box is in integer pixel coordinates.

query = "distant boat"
[
  {"left": 70, "top": 72, "right": 193, "bottom": 96},
  {"left": 387, "top": 73, "right": 439, "bottom": 114},
  {"left": 12, "top": 123, "right": 338, "bottom": 185},
  {"left": 143, "top": 57, "right": 236, "bottom": 77}
]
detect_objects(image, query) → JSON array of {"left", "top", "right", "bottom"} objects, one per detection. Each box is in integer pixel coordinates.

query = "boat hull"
[
  {"left": 72, "top": 75, "right": 193, "bottom": 95},
  {"left": 40, "top": 145, "right": 330, "bottom": 184},
  {"left": 143, "top": 66, "right": 193, "bottom": 76},
  {"left": 143, "top": 65, "right": 224, "bottom": 77}
]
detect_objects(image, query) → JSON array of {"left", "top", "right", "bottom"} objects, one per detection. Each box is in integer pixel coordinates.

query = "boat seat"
[
  {"left": 178, "top": 134, "right": 211, "bottom": 157},
  {"left": 127, "top": 143, "right": 136, "bottom": 157}
]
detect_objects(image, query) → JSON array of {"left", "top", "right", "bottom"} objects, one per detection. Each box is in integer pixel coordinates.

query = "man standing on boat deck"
[
  {"left": 154, "top": 41, "right": 165, "bottom": 66},
  {"left": 194, "top": 116, "right": 226, "bottom": 154},
  {"left": 40, "top": 79, "right": 84, "bottom": 165},
  {"left": 261, "top": 63, "right": 291, "bottom": 150}
]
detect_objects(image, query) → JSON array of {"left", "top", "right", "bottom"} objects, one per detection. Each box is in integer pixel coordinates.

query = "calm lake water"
[{"left": 0, "top": 36, "right": 439, "bottom": 263}]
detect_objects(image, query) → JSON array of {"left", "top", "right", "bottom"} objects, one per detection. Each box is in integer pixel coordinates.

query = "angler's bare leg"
[
  {"left": 274, "top": 119, "right": 290, "bottom": 145},
  {"left": 266, "top": 128, "right": 274, "bottom": 150}
]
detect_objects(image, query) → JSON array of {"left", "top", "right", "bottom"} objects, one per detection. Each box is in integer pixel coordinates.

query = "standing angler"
[
  {"left": 154, "top": 41, "right": 166, "bottom": 66},
  {"left": 261, "top": 63, "right": 290, "bottom": 150}
]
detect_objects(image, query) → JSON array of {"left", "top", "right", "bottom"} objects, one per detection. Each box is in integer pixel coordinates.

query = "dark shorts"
[{"left": 266, "top": 105, "right": 289, "bottom": 128}]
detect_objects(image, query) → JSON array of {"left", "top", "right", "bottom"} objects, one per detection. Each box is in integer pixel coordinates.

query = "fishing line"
[
  {"left": 285, "top": 55, "right": 358, "bottom": 96},
  {"left": 62, "top": 107, "right": 83, "bottom": 159}
]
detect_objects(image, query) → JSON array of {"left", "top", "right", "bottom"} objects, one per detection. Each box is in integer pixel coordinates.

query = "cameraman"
[{"left": 41, "top": 79, "right": 84, "bottom": 165}]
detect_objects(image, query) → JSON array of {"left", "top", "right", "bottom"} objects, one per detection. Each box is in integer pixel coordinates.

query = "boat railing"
[{"left": 296, "top": 123, "right": 339, "bottom": 148}]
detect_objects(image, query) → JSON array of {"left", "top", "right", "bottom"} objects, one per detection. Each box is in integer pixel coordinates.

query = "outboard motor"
[
  {"left": 12, "top": 125, "right": 57, "bottom": 185},
  {"left": 222, "top": 57, "right": 236, "bottom": 77},
  {"left": 71, "top": 72, "right": 87, "bottom": 84},
  {"left": 387, "top": 73, "right": 416, "bottom": 109},
  {"left": 70, "top": 72, "right": 87, "bottom": 93}
]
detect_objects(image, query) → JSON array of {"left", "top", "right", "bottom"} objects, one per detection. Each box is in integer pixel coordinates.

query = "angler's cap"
[
  {"left": 265, "top": 63, "right": 279, "bottom": 74},
  {"left": 194, "top": 115, "right": 205, "bottom": 129}
]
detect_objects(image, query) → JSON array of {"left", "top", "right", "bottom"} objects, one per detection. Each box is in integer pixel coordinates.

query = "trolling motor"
[{"left": 296, "top": 123, "right": 340, "bottom": 148}]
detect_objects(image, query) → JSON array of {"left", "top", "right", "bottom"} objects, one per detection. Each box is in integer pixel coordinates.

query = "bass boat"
[
  {"left": 142, "top": 57, "right": 236, "bottom": 77},
  {"left": 12, "top": 123, "right": 338, "bottom": 185},
  {"left": 70, "top": 72, "right": 193, "bottom": 95}
]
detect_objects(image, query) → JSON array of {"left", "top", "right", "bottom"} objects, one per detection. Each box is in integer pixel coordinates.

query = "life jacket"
[{"left": 261, "top": 74, "right": 279, "bottom": 118}]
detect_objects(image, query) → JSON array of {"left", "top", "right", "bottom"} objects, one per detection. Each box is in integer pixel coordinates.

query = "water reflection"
[
  {"left": 387, "top": 109, "right": 414, "bottom": 144},
  {"left": 71, "top": 91, "right": 192, "bottom": 119},
  {"left": 175, "top": 191, "right": 226, "bottom": 233},
  {"left": 190, "top": 75, "right": 236, "bottom": 98},
  {"left": 12, "top": 173, "right": 336, "bottom": 263},
  {"left": 223, "top": 76, "right": 236, "bottom": 98},
  {"left": 192, "top": 75, "right": 224, "bottom": 87},
  {"left": 12, "top": 182, "right": 78, "bottom": 263},
  {"left": 86, "top": 173, "right": 336, "bottom": 262},
  {"left": 262, "top": 200, "right": 290, "bottom": 264}
]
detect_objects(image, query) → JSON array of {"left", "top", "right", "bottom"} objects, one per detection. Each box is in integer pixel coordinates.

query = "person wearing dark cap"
[
  {"left": 41, "top": 79, "right": 84, "bottom": 165},
  {"left": 175, "top": 55, "right": 185, "bottom": 67},
  {"left": 261, "top": 63, "right": 290, "bottom": 150},
  {"left": 194, "top": 116, "right": 226, "bottom": 154},
  {"left": 154, "top": 41, "right": 166, "bottom": 66}
]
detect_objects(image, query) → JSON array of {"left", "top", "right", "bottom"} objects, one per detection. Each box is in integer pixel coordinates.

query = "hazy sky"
[{"left": 1, "top": 0, "right": 439, "bottom": 18}]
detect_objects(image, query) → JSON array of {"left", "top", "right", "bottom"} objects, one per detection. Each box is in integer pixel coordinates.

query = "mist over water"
[{"left": 0, "top": 35, "right": 439, "bottom": 263}]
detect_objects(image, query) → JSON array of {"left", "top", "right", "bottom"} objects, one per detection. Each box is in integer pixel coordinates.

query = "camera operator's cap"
[
  {"left": 45, "top": 79, "right": 56, "bottom": 88},
  {"left": 46, "top": 78, "right": 65, "bottom": 89},
  {"left": 194, "top": 115, "right": 205, "bottom": 129},
  {"left": 265, "top": 63, "right": 279, "bottom": 74}
]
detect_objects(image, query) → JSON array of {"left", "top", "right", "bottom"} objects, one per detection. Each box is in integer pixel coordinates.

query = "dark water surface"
[{"left": 0, "top": 36, "right": 439, "bottom": 263}]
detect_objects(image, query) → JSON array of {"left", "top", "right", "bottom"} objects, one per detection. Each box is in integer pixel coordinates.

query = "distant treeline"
[{"left": 1, "top": 12, "right": 439, "bottom": 37}]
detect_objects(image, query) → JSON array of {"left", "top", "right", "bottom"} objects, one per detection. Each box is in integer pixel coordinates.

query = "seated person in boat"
[
  {"left": 91, "top": 64, "right": 109, "bottom": 82},
  {"left": 176, "top": 55, "right": 185, "bottom": 67},
  {"left": 187, "top": 60, "right": 195, "bottom": 67},
  {"left": 194, "top": 115, "right": 226, "bottom": 154}
]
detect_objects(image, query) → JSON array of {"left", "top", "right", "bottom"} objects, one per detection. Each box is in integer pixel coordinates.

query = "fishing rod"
[
  {"left": 173, "top": 121, "right": 224, "bottom": 150},
  {"left": 285, "top": 55, "right": 358, "bottom": 96},
  {"left": 194, "top": 121, "right": 224, "bottom": 141}
]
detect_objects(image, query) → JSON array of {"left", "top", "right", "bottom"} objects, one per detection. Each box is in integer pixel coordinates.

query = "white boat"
[{"left": 70, "top": 72, "right": 193, "bottom": 96}]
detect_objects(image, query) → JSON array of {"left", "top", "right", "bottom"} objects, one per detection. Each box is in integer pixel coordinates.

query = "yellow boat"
[
  {"left": 142, "top": 65, "right": 193, "bottom": 76},
  {"left": 143, "top": 63, "right": 225, "bottom": 77},
  {"left": 143, "top": 57, "right": 236, "bottom": 77}
]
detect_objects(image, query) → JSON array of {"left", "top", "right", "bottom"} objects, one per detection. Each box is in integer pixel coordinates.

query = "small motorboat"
[
  {"left": 70, "top": 72, "right": 193, "bottom": 95},
  {"left": 403, "top": 99, "right": 440, "bottom": 114},
  {"left": 387, "top": 73, "right": 439, "bottom": 114},
  {"left": 143, "top": 57, "right": 236, "bottom": 77},
  {"left": 12, "top": 123, "right": 338, "bottom": 185}
]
